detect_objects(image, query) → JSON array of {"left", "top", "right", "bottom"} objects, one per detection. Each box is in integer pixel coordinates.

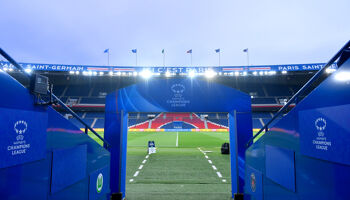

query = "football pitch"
[{"left": 89, "top": 131, "right": 259, "bottom": 200}]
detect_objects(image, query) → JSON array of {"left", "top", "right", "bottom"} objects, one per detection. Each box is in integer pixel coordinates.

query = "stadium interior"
[{"left": 1, "top": 41, "right": 350, "bottom": 200}]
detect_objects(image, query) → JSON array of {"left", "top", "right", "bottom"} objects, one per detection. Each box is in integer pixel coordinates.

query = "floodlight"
[
  {"left": 140, "top": 69, "right": 152, "bottom": 79},
  {"left": 93, "top": 71, "right": 98, "bottom": 76},
  {"left": 133, "top": 72, "right": 138, "bottom": 76},
  {"left": 116, "top": 71, "right": 121, "bottom": 76},
  {"left": 282, "top": 71, "right": 288, "bottom": 74},
  {"left": 259, "top": 71, "right": 264, "bottom": 75},
  {"left": 9, "top": 68, "right": 13, "bottom": 72},
  {"left": 205, "top": 70, "right": 216, "bottom": 78},
  {"left": 188, "top": 70, "right": 196, "bottom": 78},
  {"left": 88, "top": 71, "right": 93, "bottom": 76},
  {"left": 75, "top": 71, "right": 80, "bottom": 75},
  {"left": 25, "top": 68, "right": 32, "bottom": 74},
  {"left": 252, "top": 71, "right": 258, "bottom": 76},
  {"left": 165, "top": 71, "right": 171, "bottom": 77},
  {"left": 242, "top": 71, "right": 247, "bottom": 76},
  {"left": 69, "top": 71, "right": 74, "bottom": 74},
  {"left": 99, "top": 72, "right": 104, "bottom": 75},
  {"left": 3, "top": 67, "right": 8, "bottom": 71},
  {"left": 269, "top": 71, "right": 276, "bottom": 75},
  {"left": 109, "top": 71, "right": 114, "bottom": 76},
  {"left": 334, "top": 71, "right": 350, "bottom": 82},
  {"left": 234, "top": 72, "right": 239, "bottom": 76},
  {"left": 326, "top": 68, "right": 336, "bottom": 73}
]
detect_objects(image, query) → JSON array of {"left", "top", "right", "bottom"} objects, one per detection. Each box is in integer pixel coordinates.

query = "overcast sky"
[{"left": 1, "top": 0, "right": 349, "bottom": 67}]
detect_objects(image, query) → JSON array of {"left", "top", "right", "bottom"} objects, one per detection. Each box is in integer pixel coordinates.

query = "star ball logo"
[
  {"left": 250, "top": 173, "right": 256, "bottom": 192},
  {"left": 14, "top": 120, "right": 28, "bottom": 141},
  {"left": 96, "top": 173, "right": 103, "bottom": 193},
  {"left": 315, "top": 117, "right": 327, "bottom": 137},
  {"left": 171, "top": 83, "right": 185, "bottom": 94}
]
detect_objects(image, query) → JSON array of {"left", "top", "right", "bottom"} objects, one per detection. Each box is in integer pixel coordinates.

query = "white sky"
[{"left": 1, "top": 0, "right": 349, "bottom": 67}]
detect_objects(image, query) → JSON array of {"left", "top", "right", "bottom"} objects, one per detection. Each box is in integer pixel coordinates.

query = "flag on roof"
[
  {"left": 243, "top": 48, "right": 248, "bottom": 52},
  {"left": 187, "top": 49, "right": 192, "bottom": 54},
  {"left": 162, "top": 49, "right": 165, "bottom": 54},
  {"left": 104, "top": 49, "right": 109, "bottom": 53},
  {"left": 131, "top": 49, "right": 137, "bottom": 53},
  {"left": 215, "top": 49, "right": 220, "bottom": 53}
]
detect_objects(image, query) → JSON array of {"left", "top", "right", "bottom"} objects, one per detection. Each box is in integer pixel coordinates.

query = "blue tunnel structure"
[
  {"left": 0, "top": 59, "right": 111, "bottom": 199},
  {"left": 104, "top": 78, "right": 253, "bottom": 199},
  {"left": 245, "top": 42, "right": 350, "bottom": 199}
]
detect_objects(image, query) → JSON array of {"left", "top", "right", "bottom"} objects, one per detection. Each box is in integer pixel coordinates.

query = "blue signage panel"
[
  {"left": 89, "top": 166, "right": 110, "bottom": 200},
  {"left": 299, "top": 104, "right": 350, "bottom": 165},
  {"left": 117, "top": 79, "right": 251, "bottom": 113},
  {"left": 0, "top": 108, "right": 47, "bottom": 169}
]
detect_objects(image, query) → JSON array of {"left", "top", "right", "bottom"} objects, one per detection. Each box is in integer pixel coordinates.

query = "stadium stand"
[
  {"left": 64, "top": 111, "right": 274, "bottom": 130},
  {"left": 55, "top": 80, "right": 298, "bottom": 130}
]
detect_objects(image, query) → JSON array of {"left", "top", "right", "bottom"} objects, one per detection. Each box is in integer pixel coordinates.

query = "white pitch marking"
[
  {"left": 216, "top": 172, "right": 222, "bottom": 178},
  {"left": 142, "top": 160, "right": 147, "bottom": 164},
  {"left": 129, "top": 179, "right": 134, "bottom": 182},
  {"left": 205, "top": 155, "right": 209, "bottom": 159},
  {"left": 208, "top": 160, "right": 212, "bottom": 164},
  {"left": 145, "top": 155, "right": 149, "bottom": 159},
  {"left": 133, "top": 171, "right": 139, "bottom": 177},
  {"left": 176, "top": 132, "right": 179, "bottom": 147},
  {"left": 139, "top": 165, "right": 143, "bottom": 170},
  {"left": 212, "top": 165, "right": 217, "bottom": 170},
  {"left": 222, "top": 179, "right": 227, "bottom": 182}
]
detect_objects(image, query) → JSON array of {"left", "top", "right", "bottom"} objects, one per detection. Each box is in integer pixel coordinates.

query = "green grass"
[
  {"left": 126, "top": 131, "right": 232, "bottom": 200},
  {"left": 88, "top": 130, "right": 262, "bottom": 199}
]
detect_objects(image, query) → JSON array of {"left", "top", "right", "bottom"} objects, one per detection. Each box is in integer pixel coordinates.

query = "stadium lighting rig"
[
  {"left": 334, "top": 71, "right": 350, "bottom": 82},
  {"left": 140, "top": 69, "right": 152, "bottom": 79},
  {"left": 188, "top": 70, "right": 196, "bottom": 78},
  {"left": 204, "top": 69, "right": 217, "bottom": 78},
  {"left": 326, "top": 68, "right": 337, "bottom": 73}
]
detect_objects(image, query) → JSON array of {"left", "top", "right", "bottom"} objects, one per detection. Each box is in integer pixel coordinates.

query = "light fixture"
[
  {"left": 25, "top": 68, "right": 32, "bottom": 74},
  {"left": 205, "top": 70, "right": 216, "bottom": 78},
  {"left": 140, "top": 69, "right": 152, "bottom": 79},
  {"left": 188, "top": 70, "right": 196, "bottom": 78}
]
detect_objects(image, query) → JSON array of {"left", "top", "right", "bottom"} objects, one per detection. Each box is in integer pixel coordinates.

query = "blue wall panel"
[
  {"left": 51, "top": 145, "right": 87, "bottom": 194},
  {"left": 245, "top": 165, "right": 263, "bottom": 200},
  {"left": 265, "top": 145, "right": 295, "bottom": 192}
]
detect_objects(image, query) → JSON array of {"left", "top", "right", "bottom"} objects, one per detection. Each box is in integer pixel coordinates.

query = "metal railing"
[
  {"left": 246, "top": 40, "right": 350, "bottom": 147},
  {"left": 0, "top": 48, "right": 111, "bottom": 149}
]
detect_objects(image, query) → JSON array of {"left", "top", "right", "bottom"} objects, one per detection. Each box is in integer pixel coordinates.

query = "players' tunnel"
[{"left": 104, "top": 78, "right": 253, "bottom": 199}]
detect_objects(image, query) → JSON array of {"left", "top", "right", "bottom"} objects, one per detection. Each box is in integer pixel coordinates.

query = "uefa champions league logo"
[
  {"left": 171, "top": 83, "right": 185, "bottom": 94},
  {"left": 315, "top": 117, "right": 326, "bottom": 137},
  {"left": 14, "top": 120, "right": 28, "bottom": 141}
]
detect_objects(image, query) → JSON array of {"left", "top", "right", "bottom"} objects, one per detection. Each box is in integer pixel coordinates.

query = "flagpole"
[
  {"left": 163, "top": 52, "right": 165, "bottom": 67},
  {"left": 219, "top": 52, "right": 221, "bottom": 66},
  {"left": 136, "top": 52, "right": 138, "bottom": 66},
  {"left": 108, "top": 51, "right": 110, "bottom": 66},
  {"left": 247, "top": 51, "right": 249, "bottom": 66},
  {"left": 191, "top": 53, "right": 193, "bottom": 66}
]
